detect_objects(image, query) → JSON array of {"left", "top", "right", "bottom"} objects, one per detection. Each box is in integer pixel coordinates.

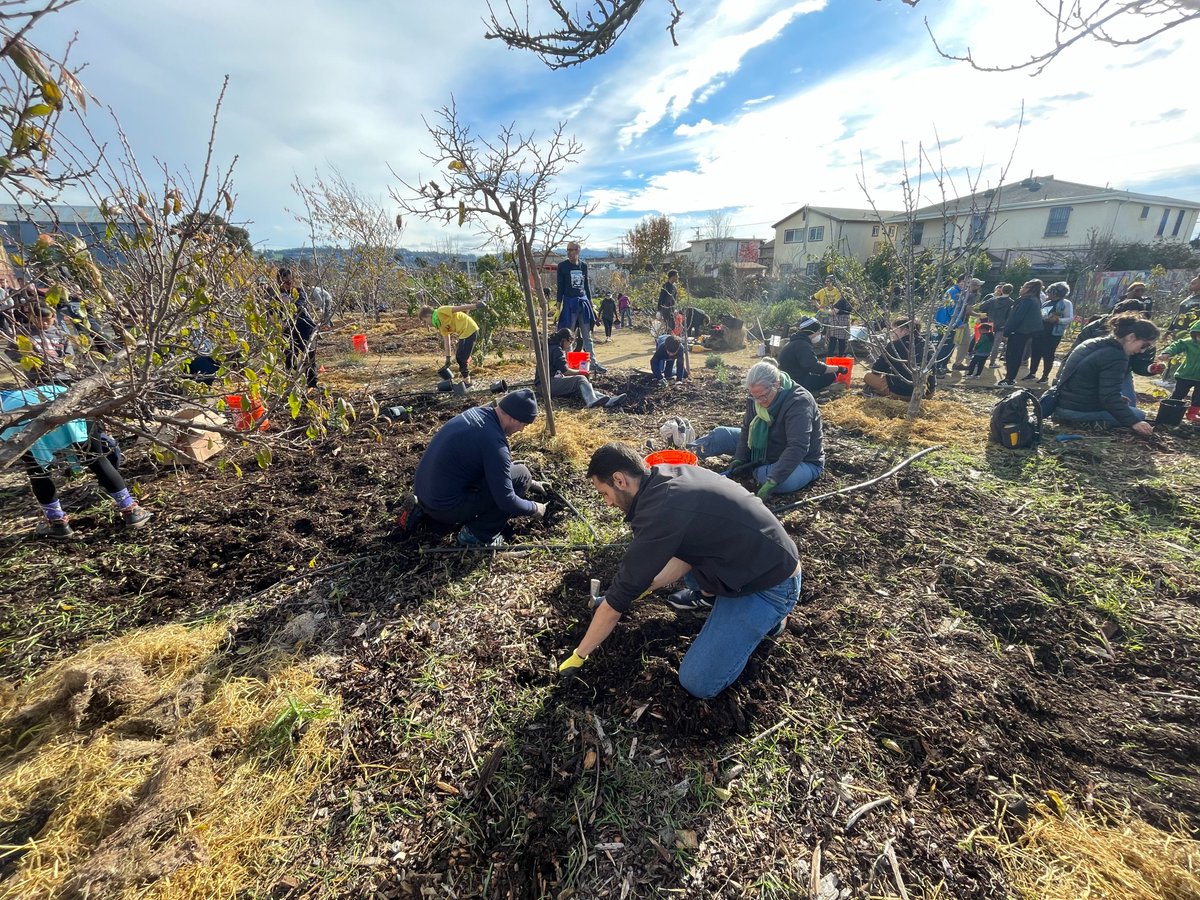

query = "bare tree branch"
[
  {"left": 924, "top": 0, "right": 1200, "bottom": 74},
  {"left": 484, "top": 0, "right": 681, "bottom": 68}
]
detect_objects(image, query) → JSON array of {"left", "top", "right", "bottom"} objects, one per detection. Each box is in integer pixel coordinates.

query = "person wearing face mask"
[
  {"left": 776, "top": 317, "right": 846, "bottom": 395},
  {"left": 1050, "top": 313, "right": 1158, "bottom": 436}
]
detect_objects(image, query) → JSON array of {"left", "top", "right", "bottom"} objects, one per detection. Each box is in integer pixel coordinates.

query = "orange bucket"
[
  {"left": 826, "top": 356, "right": 854, "bottom": 385},
  {"left": 352, "top": 333, "right": 369, "bottom": 353},
  {"left": 226, "top": 394, "right": 270, "bottom": 431},
  {"left": 644, "top": 449, "right": 697, "bottom": 467},
  {"left": 566, "top": 351, "right": 590, "bottom": 372}
]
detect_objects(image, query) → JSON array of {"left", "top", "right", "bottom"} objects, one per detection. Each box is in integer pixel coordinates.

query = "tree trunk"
[{"left": 514, "top": 236, "right": 556, "bottom": 436}]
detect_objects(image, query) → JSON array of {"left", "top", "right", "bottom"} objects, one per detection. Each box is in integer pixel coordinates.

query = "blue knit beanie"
[{"left": 498, "top": 388, "right": 538, "bottom": 423}]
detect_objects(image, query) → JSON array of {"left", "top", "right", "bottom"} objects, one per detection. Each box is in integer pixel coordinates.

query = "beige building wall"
[
  {"left": 773, "top": 210, "right": 897, "bottom": 274},
  {"left": 906, "top": 198, "right": 1199, "bottom": 261}
]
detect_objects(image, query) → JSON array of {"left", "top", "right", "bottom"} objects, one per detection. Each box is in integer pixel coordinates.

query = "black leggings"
[
  {"left": 1004, "top": 334, "right": 1032, "bottom": 382},
  {"left": 1171, "top": 378, "right": 1200, "bottom": 404},
  {"left": 1029, "top": 334, "right": 1062, "bottom": 380},
  {"left": 827, "top": 336, "right": 847, "bottom": 357},
  {"left": 602, "top": 317, "right": 614, "bottom": 339},
  {"left": 455, "top": 331, "right": 478, "bottom": 380},
  {"left": 24, "top": 435, "right": 125, "bottom": 505}
]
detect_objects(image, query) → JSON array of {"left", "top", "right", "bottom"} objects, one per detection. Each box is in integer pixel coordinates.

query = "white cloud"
[
  {"left": 616, "top": 0, "right": 828, "bottom": 147},
  {"left": 675, "top": 119, "right": 722, "bottom": 137},
  {"left": 573, "top": 0, "right": 1200, "bottom": 248},
  {"left": 742, "top": 95, "right": 776, "bottom": 107}
]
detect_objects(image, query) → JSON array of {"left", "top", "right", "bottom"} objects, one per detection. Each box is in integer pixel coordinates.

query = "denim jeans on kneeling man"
[
  {"left": 692, "top": 426, "right": 822, "bottom": 493},
  {"left": 676, "top": 568, "right": 801, "bottom": 699}
]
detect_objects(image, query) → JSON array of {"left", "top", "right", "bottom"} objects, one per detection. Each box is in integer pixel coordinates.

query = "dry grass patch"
[
  {"left": 0, "top": 623, "right": 339, "bottom": 899},
  {"left": 822, "top": 393, "right": 989, "bottom": 448},
  {"left": 991, "top": 802, "right": 1200, "bottom": 900},
  {"left": 513, "top": 408, "right": 621, "bottom": 466}
]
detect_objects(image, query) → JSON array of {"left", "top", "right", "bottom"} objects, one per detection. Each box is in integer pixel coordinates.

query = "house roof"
[
  {"left": 0, "top": 203, "right": 113, "bottom": 224},
  {"left": 883, "top": 176, "right": 1200, "bottom": 223},
  {"left": 772, "top": 205, "right": 903, "bottom": 229},
  {"left": 686, "top": 237, "right": 762, "bottom": 246}
]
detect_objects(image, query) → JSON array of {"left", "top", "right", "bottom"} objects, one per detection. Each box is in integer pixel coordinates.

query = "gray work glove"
[{"left": 531, "top": 501, "right": 548, "bottom": 518}]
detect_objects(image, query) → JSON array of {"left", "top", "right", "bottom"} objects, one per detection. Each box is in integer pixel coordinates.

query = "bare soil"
[{"left": 2, "top": 323, "right": 1198, "bottom": 898}]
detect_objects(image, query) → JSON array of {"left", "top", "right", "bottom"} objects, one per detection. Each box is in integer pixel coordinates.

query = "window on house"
[
  {"left": 805, "top": 262, "right": 818, "bottom": 276},
  {"left": 911, "top": 222, "right": 924, "bottom": 246},
  {"left": 871, "top": 225, "right": 880, "bottom": 236},
  {"left": 1157, "top": 209, "right": 1170, "bottom": 237},
  {"left": 887, "top": 225, "right": 895, "bottom": 237},
  {"left": 1172, "top": 209, "right": 1185, "bottom": 237},
  {"left": 808, "top": 226, "right": 824, "bottom": 242},
  {"left": 779, "top": 264, "right": 793, "bottom": 274},
  {"left": 1045, "top": 206, "right": 1072, "bottom": 237},
  {"left": 705, "top": 242, "right": 711, "bottom": 251},
  {"left": 1140, "top": 205, "right": 1150, "bottom": 220},
  {"left": 783, "top": 229, "right": 801, "bottom": 243},
  {"left": 970, "top": 213, "right": 988, "bottom": 242}
]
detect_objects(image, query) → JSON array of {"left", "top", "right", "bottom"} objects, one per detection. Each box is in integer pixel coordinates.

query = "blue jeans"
[
  {"left": 678, "top": 568, "right": 801, "bottom": 698},
  {"left": 693, "top": 427, "right": 822, "bottom": 493},
  {"left": 650, "top": 349, "right": 686, "bottom": 380},
  {"left": 620, "top": 308, "right": 633, "bottom": 328},
  {"left": 1055, "top": 405, "right": 1146, "bottom": 427}
]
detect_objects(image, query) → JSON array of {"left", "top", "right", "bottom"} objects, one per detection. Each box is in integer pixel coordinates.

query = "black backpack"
[{"left": 989, "top": 389, "right": 1043, "bottom": 449}]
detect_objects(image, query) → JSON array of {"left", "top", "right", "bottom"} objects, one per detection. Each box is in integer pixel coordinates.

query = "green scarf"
[
  {"left": 431, "top": 309, "right": 441, "bottom": 329},
  {"left": 747, "top": 372, "right": 794, "bottom": 463}
]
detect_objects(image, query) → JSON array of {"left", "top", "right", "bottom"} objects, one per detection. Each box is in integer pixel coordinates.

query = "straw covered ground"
[{"left": 2, "top": 317, "right": 1199, "bottom": 898}]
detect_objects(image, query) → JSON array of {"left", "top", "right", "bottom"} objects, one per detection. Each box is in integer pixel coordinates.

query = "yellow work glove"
[{"left": 558, "top": 650, "right": 588, "bottom": 673}]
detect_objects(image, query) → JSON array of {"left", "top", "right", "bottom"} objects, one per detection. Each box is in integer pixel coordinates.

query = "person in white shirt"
[{"left": 1025, "top": 281, "right": 1074, "bottom": 384}]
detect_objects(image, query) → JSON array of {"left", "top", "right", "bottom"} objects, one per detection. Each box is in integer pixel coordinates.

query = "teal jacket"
[
  {"left": 1162, "top": 336, "right": 1200, "bottom": 382},
  {"left": 1, "top": 385, "right": 88, "bottom": 467}
]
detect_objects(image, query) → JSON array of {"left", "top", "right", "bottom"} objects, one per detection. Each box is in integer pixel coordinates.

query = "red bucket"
[
  {"left": 825, "top": 356, "right": 854, "bottom": 385},
  {"left": 566, "top": 351, "right": 590, "bottom": 373},
  {"left": 644, "top": 449, "right": 697, "bottom": 467},
  {"left": 226, "top": 394, "right": 270, "bottom": 432},
  {"left": 352, "top": 333, "right": 368, "bottom": 353}
]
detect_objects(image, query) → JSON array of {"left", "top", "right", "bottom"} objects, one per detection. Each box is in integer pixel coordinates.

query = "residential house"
[
  {"left": 758, "top": 239, "right": 774, "bottom": 272},
  {"left": 685, "top": 237, "right": 763, "bottom": 276},
  {"left": 0, "top": 204, "right": 135, "bottom": 278},
  {"left": 771, "top": 205, "right": 903, "bottom": 276},
  {"left": 883, "top": 176, "right": 1200, "bottom": 269}
]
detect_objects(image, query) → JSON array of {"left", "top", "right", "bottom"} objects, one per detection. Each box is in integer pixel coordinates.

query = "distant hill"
[{"left": 261, "top": 245, "right": 608, "bottom": 266}]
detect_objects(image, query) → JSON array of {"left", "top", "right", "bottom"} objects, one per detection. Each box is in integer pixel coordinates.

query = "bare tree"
[
  {"left": 291, "top": 167, "right": 404, "bottom": 325},
  {"left": 1, "top": 80, "right": 311, "bottom": 471},
  {"left": 391, "top": 100, "right": 595, "bottom": 436},
  {"left": 926, "top": 0, "right": 1200, "bottom": 74},
  {"left": 850, "top": 133, "right": 1019, "bottom": 420},
  {"left": 484, "top": 0, "right": 1193, "bottom": 74},
  {"left": 484, "top": 0, "right": 682, "bottom": 69}
]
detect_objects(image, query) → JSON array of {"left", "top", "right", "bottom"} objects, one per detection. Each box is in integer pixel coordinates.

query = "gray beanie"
[{"left": 498, "top": 388, "right": 538, "bottom": 423}]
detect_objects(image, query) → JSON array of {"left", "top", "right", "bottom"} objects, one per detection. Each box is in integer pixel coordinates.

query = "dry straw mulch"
[{"left": 0, "top": 623, "right": 339, "bottom": 899}]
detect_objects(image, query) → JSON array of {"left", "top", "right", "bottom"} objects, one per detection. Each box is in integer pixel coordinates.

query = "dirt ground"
[{"left": 2, "top": 316, "right": 1199, "bottom": 899}]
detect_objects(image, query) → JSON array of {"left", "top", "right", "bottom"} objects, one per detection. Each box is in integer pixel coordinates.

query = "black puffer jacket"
[
  {"left": 776, "top": 334, "right": 825, "bottom": 381},
  {"left": 1054, "top": 337, "right": 1137, "bottom": 426}
]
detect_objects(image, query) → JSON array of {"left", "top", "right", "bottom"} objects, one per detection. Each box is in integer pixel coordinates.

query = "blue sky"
[{"left": 33, "top": 0, "right": 1200, "bottom": 251}]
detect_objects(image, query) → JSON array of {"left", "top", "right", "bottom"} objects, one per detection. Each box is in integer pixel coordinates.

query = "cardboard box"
[{"left": 169, "top": 407, "right": 225, "bottom": 464}]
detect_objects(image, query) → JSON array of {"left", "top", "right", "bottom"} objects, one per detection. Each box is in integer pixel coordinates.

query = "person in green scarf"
[{"left": 692, "top": 359, "right": 825, "bottom": 497}]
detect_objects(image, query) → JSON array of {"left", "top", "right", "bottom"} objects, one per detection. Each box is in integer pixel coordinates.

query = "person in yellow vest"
[
  {"left": 420, "top": 300, "right": 487, "bottom": 384},
  {"left": 811, "top": 276, "right": 842, "bottom": 311}
]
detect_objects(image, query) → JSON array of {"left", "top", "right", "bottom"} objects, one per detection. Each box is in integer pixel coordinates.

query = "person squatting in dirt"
[
  {"left": 863, "top": 317, "right": 937, "bottom": 401},
  {"left": 692, "top": 359, "right": 825, "bottom": 498},
  {"left": 650, "top": 334, "right": 688, "bottom": 383},
  {"left": 558, "top": 442, "right": 801, "bottom": 699},
  {"left": 2, "top": 384, "right": 152, "bottom": 539},
  {"left": 776, "top": 317, "right": 847, "bottom": 397},
  {"left": 419, "top": 299, "right": 487, "bottom": 385},
  {"left": 412, "top": 389, "right": 548, "bottom": 547},
  {"left": 537, "top": 328, "right": 626, "bottom": 410},
  {"left": 275, "top": 268, "right": 319, "bottom": 390}
]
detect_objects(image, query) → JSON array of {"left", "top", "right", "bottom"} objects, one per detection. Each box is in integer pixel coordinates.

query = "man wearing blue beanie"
[{"left": 413, "top": 389, "right": 546, "bottom": 546}]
